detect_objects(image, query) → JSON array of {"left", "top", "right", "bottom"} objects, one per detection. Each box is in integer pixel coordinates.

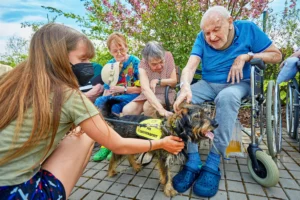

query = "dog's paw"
[
  {"left": 164, "top": 184, "right": 177, "bottom": 197},
  {"left": 108, "top": 170, "right": 117, "bottom": 177},
  {"left": 133, "top": 163, "right": 142, "bottom": 172}
]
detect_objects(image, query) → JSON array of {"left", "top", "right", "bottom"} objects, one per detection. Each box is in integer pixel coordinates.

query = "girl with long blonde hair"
[{"left": 0, "top": 23, "right": 184, "bottom": 199}]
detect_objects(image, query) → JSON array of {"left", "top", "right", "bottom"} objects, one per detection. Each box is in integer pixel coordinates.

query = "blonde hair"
[
  {"left": 107, "top": 32, "right": 128, "bottom": 50},
  {"left": 0, "top": 23, "right": 95, "bottom": 166}
]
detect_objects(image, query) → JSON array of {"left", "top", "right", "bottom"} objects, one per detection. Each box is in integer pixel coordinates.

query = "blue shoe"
[
  {"left": 193, "top": 166, "right": 221, "bottom": 197},
  {"left": 172, "top": 165, "right": 200, "bottom": 193}
]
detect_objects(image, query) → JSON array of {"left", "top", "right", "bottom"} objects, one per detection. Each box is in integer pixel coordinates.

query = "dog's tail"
[{"left": 100, "top": 98, "right": 122, "bottom": 119}]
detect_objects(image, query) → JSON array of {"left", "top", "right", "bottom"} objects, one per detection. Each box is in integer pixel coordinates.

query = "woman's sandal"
[
  {"left": 172, "top": 165, "right": 201, "bottom": 193},
  {"left": 192, "top": 166, "right": 221, "bottom": 197}
]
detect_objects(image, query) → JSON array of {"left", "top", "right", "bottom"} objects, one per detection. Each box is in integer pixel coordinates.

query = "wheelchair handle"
[{"left": 250, "top": 58, "right": 266, "bottom": 70}]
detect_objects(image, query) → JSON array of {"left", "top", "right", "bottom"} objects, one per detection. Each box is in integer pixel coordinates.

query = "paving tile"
[
  {"left": 83, "top": 191, "right": 103, "bottom": 200},
  {"left": 227, "top": 180, "right": 245, "bottom": 193},
  {"left": 70, "top": 187, "right": 78, "bottom": 195},
  {"left": 86, "top": 162, "right": 97, "bottom": 169},
  {"left": 120, "top": 185, "right": 140, "bottom": 198},
  {"left": 171, "top": 195, "right": 190, "bottom": 200},
  {"left": 69, "top": 188, "right": 89, "bottom": 200},
  {"left": 248, "top": 195, "right": 268, "bottom": 200},
  {"left": 123, "top": 168, "right": 137, "bottom": 175},
  {"left": 92, "top": 162, "right": 107, "bottom": 170},
  {"left": 94, "top": 180, "right": 114, "bottom": 192},
  {"left": 238, "top": 158, "right": 248, "bottom": 165},
  {"left": 244, "top": 183, "right": 266, "bottom": 196},
  {"left": 210, "top": 190, "right": 227, "bottom": 200},
  {"left": 170, "top": 165, "right": 181, "bottom": 172},
  {"left": 137, "top": 168, "right": 152, "bottom": 177},
  {"left": 130, "top": 176, "right": 147, "bottom": 187},
  {"left": 241, "top": 172, "right": 256, "bottom": 183},
  {"left": 279, "top": 178, "right": 300, "bottom": 189},
  {"left": 75, "top": 177, "right": 89, "bottom": 187},
  {"left": 265, "top": 187, "right": 288, "bottom": 199},
  {"left": 153, "top": 190, "right": 171, "bottom": 200},
  {"left": 289, "top": 170, "right": 300, "bottom": 179},
  {"left": 143, "top": 178, "right": 160, "bottom": 190},
  {"left": 224, "top": 163, "right": 239, "bottom": 172},
  {"left": 136, "top": 188, "right": 156, "bottom": 200},
  {"left": 82, "top": 178, "right": 100, "bottom": 190},
  {"left": 104, "top": 173, "right": 122, "bottom": 182},
  {"left": 285, "top": 189, "right": 300, "bottom": 200},
  {"left": 283, "top": 163, "right": 300, "bottom": 171},
  {"left": 228, "top": 192, "right": 247, "bottom": 200},
  {"left": 219, "top": 179, "right": 226, "bottom": 191},
  {"left": 239, "top": 165, "right": 248, "bottom": 173},
  {"left": 149, "top": 169, "right": 160, "bottom": 179},
  {"left": 279, "top": 169, "right": 293, "bottom": 179},
  {"left": 116, "top": 174, "right": 134, "bottom": 184},
  {"left": 99, "top": 194, "right": 118, "bottom": 200},
  {"left": 225, "top": 171, "right": 242, "bottom": 181},
  {"left": 144, "top": 161, "right": 157, "bottom": 169},
  {"left": 107, "top": 182, "right": 127, "bottom": 195},
  {"left": 120, "top": 159, "right": 130, "bottom": 166},
  {"left": 94, "top": 171, "right": 108, "bottom": 180},
  {"left": 83, "top": 169, "right": 99, "bottom": 177}
]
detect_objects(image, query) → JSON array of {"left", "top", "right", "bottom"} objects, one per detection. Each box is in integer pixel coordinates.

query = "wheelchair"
[
  {"left": 166, "top": 58, "right": 280, "bottom": 187},
  {"left": 285, "top": 60, "right": 300, "bottom": 150}
]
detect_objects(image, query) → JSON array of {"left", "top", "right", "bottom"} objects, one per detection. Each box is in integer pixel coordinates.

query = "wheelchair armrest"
[{"left": 250, "top": 58, "right": 266, "bottom": 70}]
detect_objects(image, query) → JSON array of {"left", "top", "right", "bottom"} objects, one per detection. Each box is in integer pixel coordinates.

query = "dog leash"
[{"left": 104, "top": 118, "right": 161, "bottom": 128}]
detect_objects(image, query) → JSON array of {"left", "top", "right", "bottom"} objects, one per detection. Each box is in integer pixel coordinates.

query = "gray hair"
[
  {"left": 142, "top": 41, "right": 165, "bottom": 62},
  {"left": 200, "top": 6, "right": 231, "bottom": 28}
]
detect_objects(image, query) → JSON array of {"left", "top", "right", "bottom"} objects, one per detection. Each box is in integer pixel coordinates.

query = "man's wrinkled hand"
[
  {"left": 173, "top": 86, "right": 192, "bottom": 113},
  {"left": 227, "top": 55, "right": 247, "bottom": 84}
]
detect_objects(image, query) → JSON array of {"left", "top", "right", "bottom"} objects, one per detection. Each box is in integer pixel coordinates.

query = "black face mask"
[{"left": 71, "top": 63, "right": 94, "bottom": 86}]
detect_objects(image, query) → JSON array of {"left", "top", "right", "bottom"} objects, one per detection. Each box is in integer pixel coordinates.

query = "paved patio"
[{"left": 69, "top": 129, "right": 300, "bottom": 200}]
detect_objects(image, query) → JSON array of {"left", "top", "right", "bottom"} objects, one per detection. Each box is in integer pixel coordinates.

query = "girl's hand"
[{"left": 160, "top": 136, "right": 184, "bottom": 155}]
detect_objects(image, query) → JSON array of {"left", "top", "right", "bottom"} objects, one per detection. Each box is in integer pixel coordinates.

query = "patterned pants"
[{"left": 0, "top": 169, "right": 66, "bottom": 200}]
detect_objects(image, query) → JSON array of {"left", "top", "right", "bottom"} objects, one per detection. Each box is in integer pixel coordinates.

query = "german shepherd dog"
[{"left": 101, "top": 100, "right": 218, "bottom": 197}]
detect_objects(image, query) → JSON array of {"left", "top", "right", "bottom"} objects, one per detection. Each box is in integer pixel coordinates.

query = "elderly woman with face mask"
[{"left": 122, "top": 41, "right": 177, "bottom": 118}]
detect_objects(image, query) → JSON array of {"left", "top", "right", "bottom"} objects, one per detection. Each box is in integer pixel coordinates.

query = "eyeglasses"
[{"left": 111, "top": 48, "right": 127, "bottom": 55}]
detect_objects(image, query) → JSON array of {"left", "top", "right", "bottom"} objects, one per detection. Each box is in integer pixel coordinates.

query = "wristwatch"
[
  {"left": 124, "top": 85, "right": 127, "bottom": 93},
  {"left": 248, "top": 52, "right": 254, "bottom": 61},
  {"left": 157, "top": 78, "right": 161, "bottom": 86}
]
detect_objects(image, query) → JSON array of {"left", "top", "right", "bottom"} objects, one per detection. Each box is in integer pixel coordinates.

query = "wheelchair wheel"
[
  {"left": 247, "top": 151, "right": 279, "bottom": 187},
  {"left": 286, "top": 82, "right": 295, "bottom": 138},
  {"left": 266, "top": 81, "right": 282, "bottom": 157},
  {"left": 291, "top": 79, "right": 299, "bottom": 142}
]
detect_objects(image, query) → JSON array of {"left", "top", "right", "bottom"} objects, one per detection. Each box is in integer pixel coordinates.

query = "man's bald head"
[{"left": 200, "top": 6, "right": 231, "bottom": 29}]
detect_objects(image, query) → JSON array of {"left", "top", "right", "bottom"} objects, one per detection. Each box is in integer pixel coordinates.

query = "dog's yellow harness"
[{"left": 136, "top": 119, "right": 163, "bottom": 140}]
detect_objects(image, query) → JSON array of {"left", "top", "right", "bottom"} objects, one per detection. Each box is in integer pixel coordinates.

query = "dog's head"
[{"left": 167, "top": 103, "right": 218, "bottom": 143}]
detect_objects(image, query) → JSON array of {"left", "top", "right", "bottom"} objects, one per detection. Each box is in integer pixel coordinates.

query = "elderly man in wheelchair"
[{"left": 172, "top": 6, "right": 282, "bottom": 198}]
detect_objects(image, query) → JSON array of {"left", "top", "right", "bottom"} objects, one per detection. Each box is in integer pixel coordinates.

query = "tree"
[
  {"left": 0, "top": 15, "right": 59, "bottom": 67},
  {"left": 45, "top": 0, "right": 275, "bottom": 67},
  {"left": 0, "top": 35, "right": 29, "bottom": 67}
]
